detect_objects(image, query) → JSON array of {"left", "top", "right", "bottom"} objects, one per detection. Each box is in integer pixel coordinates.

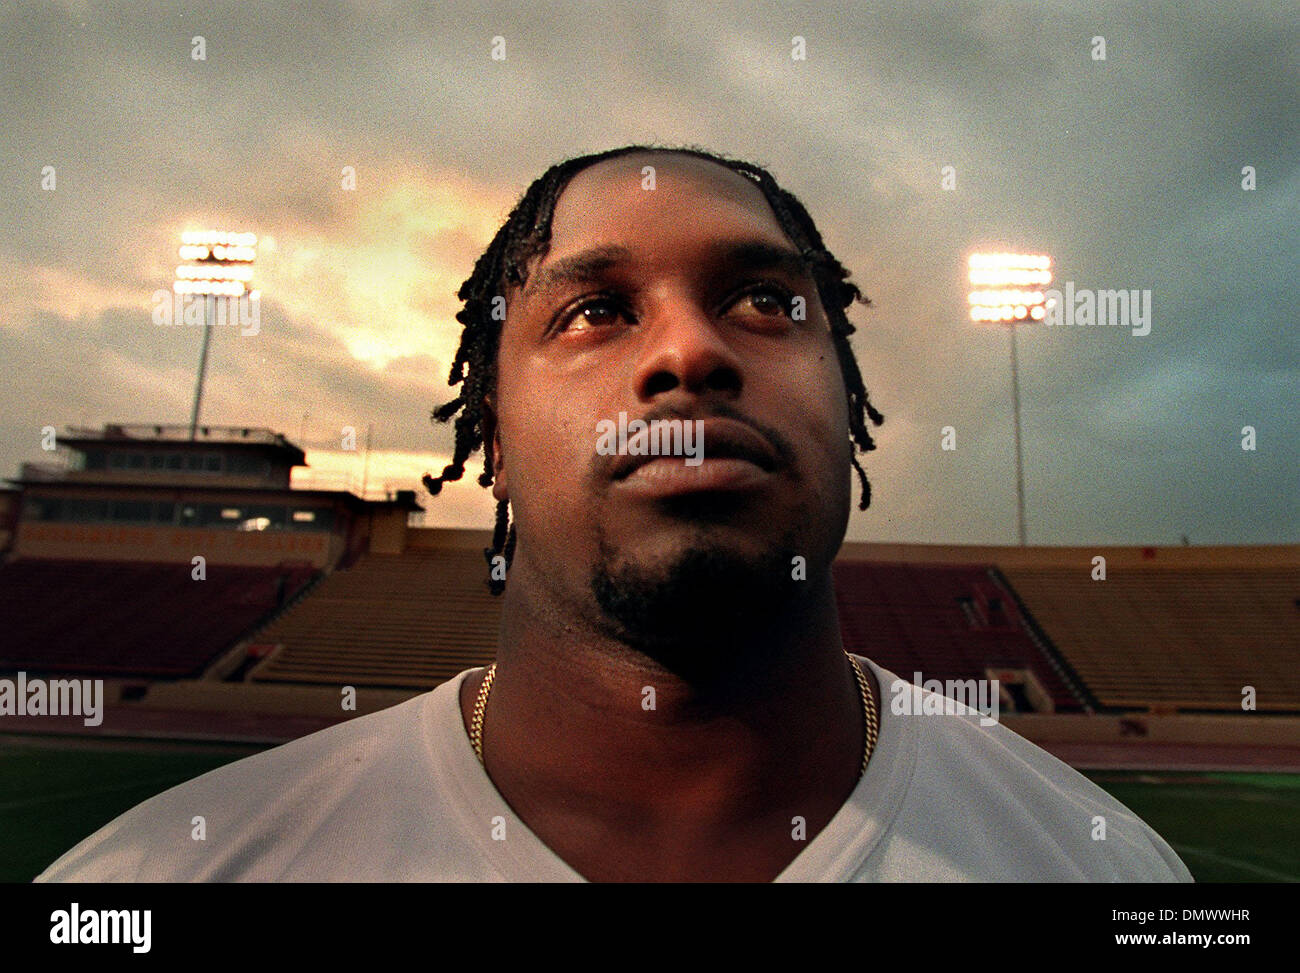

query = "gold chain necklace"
[{"left": 470, "top": 653, "right": 879, "bottom": 780}]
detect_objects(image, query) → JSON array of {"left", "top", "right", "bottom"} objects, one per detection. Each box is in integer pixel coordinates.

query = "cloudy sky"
[{"left": 1, "top": 0, "right": 1296, "bottom": 546}]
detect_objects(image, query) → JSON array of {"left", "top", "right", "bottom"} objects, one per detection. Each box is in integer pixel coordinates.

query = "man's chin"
[{"left": 589, "top": 533, "right": 804, "bottom": 675}]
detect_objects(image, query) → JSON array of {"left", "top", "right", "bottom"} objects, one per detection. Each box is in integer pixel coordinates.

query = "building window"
[
  {"left": 109, "top": 500, "right": 153, "bottom": 523},
  {"left": 244, "top": 505, "right": 287, "bottom": 529},
  {"left": 65, "top": 499, "right": 109, "bottom": 522},
  {"left": 228, "top": 454, "right": 269, "bottom": 475},
  {"left": 23, "top": 497, "right": 61, "bottom": 520},
  {"left": 290, "top": 508, "right": 333, "bottom": 531},
  {"left": 196, "top": 504, "right": 239, "bottom": 527}
]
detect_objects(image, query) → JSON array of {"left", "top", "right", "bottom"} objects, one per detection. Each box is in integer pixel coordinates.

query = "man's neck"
[{"left": 458, "top": 566, "right": 873, "bottom": 881}]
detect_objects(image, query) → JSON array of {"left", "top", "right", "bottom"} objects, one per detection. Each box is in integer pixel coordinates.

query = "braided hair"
[{"left": 422, "top": 145, "right": 884, "bottom": 594}]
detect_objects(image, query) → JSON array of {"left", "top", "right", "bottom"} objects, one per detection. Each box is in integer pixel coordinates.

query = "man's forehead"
[
  {"left": 548, "top": 152, "right": 790, "bottom": 251},
  {"left": 521, "top": 152, "right": 796, "bottom": 288},
  {"left": 561, "top": 151, "right": 770, "bottom": 208}
]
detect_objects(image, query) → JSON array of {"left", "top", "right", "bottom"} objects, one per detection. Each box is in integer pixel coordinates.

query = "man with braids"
[{"left": 37, "top": 146, "right": 1190, "bottom": 883}]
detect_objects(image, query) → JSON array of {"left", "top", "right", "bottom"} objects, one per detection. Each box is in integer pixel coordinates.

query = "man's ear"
[{"left": 482, "top": 394, "right": 508, "bottom": 502}]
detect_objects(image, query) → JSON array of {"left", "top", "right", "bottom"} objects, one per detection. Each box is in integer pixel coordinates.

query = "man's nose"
[{"left": 630, "top": 293, "right": 744, "bottom": 400}]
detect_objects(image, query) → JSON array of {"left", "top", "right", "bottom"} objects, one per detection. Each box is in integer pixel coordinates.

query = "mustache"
[{"left": 589, "top": 402, "right": 794, "bottom": 483}]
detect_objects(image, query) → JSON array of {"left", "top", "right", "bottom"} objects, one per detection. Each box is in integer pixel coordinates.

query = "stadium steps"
[
  {"left": 988, "top": 565, "right": 1099, "bottom": 712},
  {"left": 1000, "top": 566, "right": 1300, "bottom": 712},
  {"left": 247, "top": 549, "right": 499, "bottom": 688}
]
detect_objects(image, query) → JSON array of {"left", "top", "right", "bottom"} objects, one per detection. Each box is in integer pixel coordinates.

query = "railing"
[
  {"left": 64, "top": 424, "right": 295, "bottom": 448},
  {"left": 987, "top": 564, "right": 1099, "bottom": 713},
  {"left": 288, "top": 469, "right": 415, "bottom": 503}
]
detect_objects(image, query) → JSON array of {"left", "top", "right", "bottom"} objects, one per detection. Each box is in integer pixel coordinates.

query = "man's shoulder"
[
  {"left": 35, "top": 691, "right": 437, "bottom": 882},
  {"left": 863, "top": 661, "right": 1193, "bottom": 882}
]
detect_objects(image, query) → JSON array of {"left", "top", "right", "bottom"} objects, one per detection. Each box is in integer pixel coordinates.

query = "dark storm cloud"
[{"left": 0, "top": 0, "right": 1294, "bottom": 543}]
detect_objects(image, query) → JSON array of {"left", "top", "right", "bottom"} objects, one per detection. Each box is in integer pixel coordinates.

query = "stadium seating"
[
  {"left": 247, "top": 549, "right": 499, "bottom": 688},
  {"left": 251, "top": 552, "right": 1107, "bottom": 706},
  {"left": 159, "top": 544, "right": 1299, "bottom": 716},
  {"left": 1001, "top": 565, "right": 1300, "bottom": 712},
  {"left": 832, "top": 560, "right": 1088, "bottom": 712},
  {"left": 0, "top": 558, "right": 318, "bottom": 678}
]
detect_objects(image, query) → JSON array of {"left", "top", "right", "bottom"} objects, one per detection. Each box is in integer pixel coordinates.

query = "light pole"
[
  {"left": 1007, "top": 320, "right": 1027, "bottom": 546},
  {"left": 968, "top": 252, "right": 1052, "bottom": 546},
  {"left": 188, "top": 293, "right": 214, "bottom": 440},
  {"left": 174, "top": 230, "right": 257, "bottom": 439}
]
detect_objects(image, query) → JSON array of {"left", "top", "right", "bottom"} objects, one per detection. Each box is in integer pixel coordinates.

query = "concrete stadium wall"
[
  {"left": 121, "top": 680, "right": 1300, "bottom": 747},
  {"left": 1003, "top": 712, "right": 1300, "bottom": 747},
  {"left": 112, "top": 679, "right": 421, "bottom": 718},
  {"left": 16, "top": 522, "right": 334, "bottom": 567},
  {"left": 836, "top": 541, "right": 1300, "bottom": 569}
]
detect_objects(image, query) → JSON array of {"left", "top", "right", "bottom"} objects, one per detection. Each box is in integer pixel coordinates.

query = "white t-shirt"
[{"left": 35, "top": 659, "right": 1192, "bottom": 882}]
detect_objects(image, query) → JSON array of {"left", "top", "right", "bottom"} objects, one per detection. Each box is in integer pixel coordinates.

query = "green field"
[
  {"left": 1, "top": 736, "right": 266, "bottom": 883},
  {"left": 3, "top": 736, "right": 1296, "bottom": 882},
  {"left": 1081, "top": 770, "right": 1300, "bottom": 882}
]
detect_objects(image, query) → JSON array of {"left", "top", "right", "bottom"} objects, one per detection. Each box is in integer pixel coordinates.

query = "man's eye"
[
  {"left": 730, "top": 283, "right": 796, "bottom": 319},
  {"left": 556, "top": 296, "right": 627, "bottom": 333}
]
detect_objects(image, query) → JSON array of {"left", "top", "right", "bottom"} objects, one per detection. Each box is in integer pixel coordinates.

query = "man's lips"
[
  {"left": 615, "top": 456, "right": 772, "bottom": 497},
  {"left": 608, "top": 417, "right": 783, "bottom": 494}
]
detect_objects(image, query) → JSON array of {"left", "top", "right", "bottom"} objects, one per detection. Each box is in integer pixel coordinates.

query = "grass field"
[
  {"left": 1081, "top": 770, "right": 1300, "bottom": 882},
  {"left": 1, "top": 736, "right": 265, "bottom": 883},
  {"left": 3, "top": 735, "right": 1296, "bottom": 882}
]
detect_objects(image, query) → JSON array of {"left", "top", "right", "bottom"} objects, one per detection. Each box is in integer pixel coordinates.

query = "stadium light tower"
[
  {"left": 174, "top": 230, "right": 257, "bottom": 439},
  {"left": 968, "top": 252, "right": 1053, "bottom": 546}
]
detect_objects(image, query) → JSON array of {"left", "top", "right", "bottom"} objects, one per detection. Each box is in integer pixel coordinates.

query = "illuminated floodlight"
[
  {"left": 213, "top": 244, "right": 256, "bottom": 261},
  {"left": 174, "top": 229, "right": 258, "bottom": 439},
  {"left": 965, "top": 249, "right": 1055, "bottom": 549},
  {"left": 968, "top": 290, "right": 1045, "bottom": 306},
  {"left": 173, "top": 279, "right": 246, "bottom": 296},
  {"left": 182, "top": 230, "right": 258, "bottom": 248},
  {"left": 967, "top": 252, "right": 1053, "bottom": 323},
  {"left": 968, "top": 267, "right": 1053, "bottom": 286},
  {"left": 178, "top": 264, "right": 254, "bottom": 282},
  {"left": 969, "top": 252, "right": 1051, "bottom": 270},
  {"left": 175, "top": 263, "right": 254, "bottom": 281}
]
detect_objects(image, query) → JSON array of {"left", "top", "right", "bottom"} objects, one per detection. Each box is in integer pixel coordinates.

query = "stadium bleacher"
[
  {"left": 832, "top": 560, "right": 1088, "bottom": 712},
  {"left": 1002, "top": 564, "right": 1300, "bottom": 712},
  {"left": 5, "top": 535, "right": 1296, "bottom": 719},
  {"left": 246, "top": 549, "right": 499, "bottom": 688},
  {"left": 0, "top": 558, "right": 318, "bottom": 678}
]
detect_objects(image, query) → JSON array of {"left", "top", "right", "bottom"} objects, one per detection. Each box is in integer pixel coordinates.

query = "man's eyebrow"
[
  {"left": 521, "top": 239, "right": 812, "bottom": 302},
  {"left": 522, "top": 245, "right": 634, "bottom": 301},
  {"left": 715, "top": 239, "right": 812, "bottom": 281}
]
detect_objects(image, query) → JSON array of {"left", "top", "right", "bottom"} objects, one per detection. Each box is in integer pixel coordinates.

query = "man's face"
[{"left": 489, "top": 152, "right": 854, "bottom": 655}]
